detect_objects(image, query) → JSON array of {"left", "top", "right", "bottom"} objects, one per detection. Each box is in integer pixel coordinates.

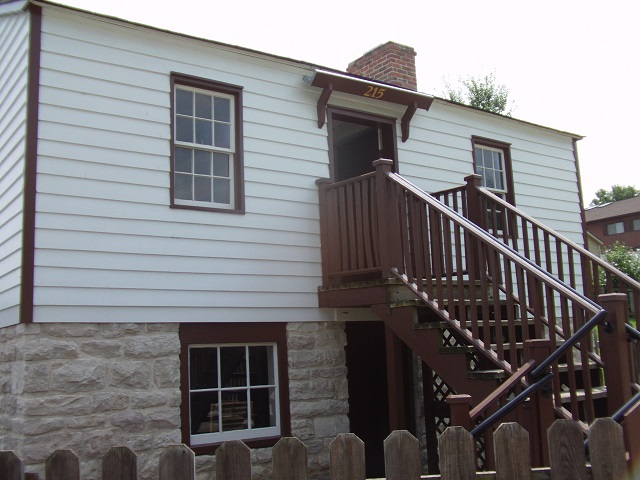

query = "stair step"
[
  {"left": 467, "top": 369, "right": 507, "bottom": 380},
  {"left": 439, "top": 342, "right": 525, "bottom": 354},
  {"left": 559, "top": 385, "right": 607, "bottom": 402}
]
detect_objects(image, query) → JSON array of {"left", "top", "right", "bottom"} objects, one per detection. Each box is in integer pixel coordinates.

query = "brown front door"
[{"left": 328, "top": 108, "right": 397, "bottom": 182}]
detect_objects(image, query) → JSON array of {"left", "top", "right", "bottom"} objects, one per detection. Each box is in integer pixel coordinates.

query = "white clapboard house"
[{"left": 2, "top": 1, "right": 639, "bottom": 478}]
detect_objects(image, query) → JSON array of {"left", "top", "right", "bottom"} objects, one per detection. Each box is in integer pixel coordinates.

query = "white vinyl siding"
[
  {"left": 0, "top": 9, "right": 29, "bottom": 327},
  {"left": 31, "top": 6, "right": 585, "bottom": 323},
  {"left": 33, "top": 8, "right": 329, "bottom": 323}
]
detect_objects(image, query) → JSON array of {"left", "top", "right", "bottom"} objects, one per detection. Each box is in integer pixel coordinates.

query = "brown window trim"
[
  {"left": 179, "top": 322, "right": 290, "bottom": 454},
  {"left": 170, "top": 72, "right": 245, "bottom": 214},
  {"left": 471, "top": 136, "right": 515, "bottom": 206}
]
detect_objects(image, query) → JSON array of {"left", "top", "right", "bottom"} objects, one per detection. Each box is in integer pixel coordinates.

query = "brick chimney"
[{"left": 347, "top": 41, "right": 417, "bottom": 91}]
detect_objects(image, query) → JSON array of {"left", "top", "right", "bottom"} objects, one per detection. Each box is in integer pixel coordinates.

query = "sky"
[{"left": 56, "top": 0, "right": 639, "bottom": 206}]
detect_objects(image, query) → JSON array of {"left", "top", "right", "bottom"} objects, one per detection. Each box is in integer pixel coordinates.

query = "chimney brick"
[{"left": 347, "top": 42, "right": 418, "bottom": 91}]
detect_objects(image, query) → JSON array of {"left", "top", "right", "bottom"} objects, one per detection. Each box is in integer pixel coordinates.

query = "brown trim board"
[{"left": 20, "top": 4, "right": 42, "bottom": 324}]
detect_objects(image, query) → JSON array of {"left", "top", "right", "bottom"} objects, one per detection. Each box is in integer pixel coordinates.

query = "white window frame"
[
  {"left": 474, "top": 145, "right": 508, "bottom": 196},
  {"left": 606, "top": 222, "right": 625, "bottom": 235},
  {"left": 188, "top": 342, "right": 281, "bottom": 446},
  {"left": 173, "top": 85, "right": 236, "bottom": 210}
]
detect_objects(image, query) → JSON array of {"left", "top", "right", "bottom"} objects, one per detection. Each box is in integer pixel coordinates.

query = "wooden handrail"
[
  {"left": 477, "top": 186, "right": 640, "bottom": 294},
  {"left": 387, "top": 171, "right": 601, "bottom": 314}
]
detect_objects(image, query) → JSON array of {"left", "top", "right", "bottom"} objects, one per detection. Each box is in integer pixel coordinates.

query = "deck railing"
[{"left": 317, "top": 160, "right": 636, "bottom": 462}]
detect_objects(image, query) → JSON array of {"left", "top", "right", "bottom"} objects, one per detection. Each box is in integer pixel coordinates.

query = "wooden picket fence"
[{"left": 0, "top": 418, "right": 631, "bottom": 480}]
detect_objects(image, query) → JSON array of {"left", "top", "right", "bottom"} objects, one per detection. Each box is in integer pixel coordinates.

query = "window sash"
[
  {"left": 606, "top": 222, "right": 625, "bottom": 235},
  {"left": 188, "top": 343, "right": 280, "bottom": 445}
]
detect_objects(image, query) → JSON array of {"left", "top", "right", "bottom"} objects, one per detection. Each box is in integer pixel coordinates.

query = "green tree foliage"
[
  {"left": 600, "top": 243, "right": 640, "bottom": 289},
  {"left": 590, "top": 185, "right": 640, "bottom": 207},
  {"left": 443, "top": 72, "right": 514, "bottom": 116}
]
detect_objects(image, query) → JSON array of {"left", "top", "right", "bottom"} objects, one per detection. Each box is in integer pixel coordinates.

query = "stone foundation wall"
[
  {"left": 0, "top": 322, "right": 182, "bottom": 479},
  {"left": 0, "top": 321, "right": 350, "bottom": 480}
]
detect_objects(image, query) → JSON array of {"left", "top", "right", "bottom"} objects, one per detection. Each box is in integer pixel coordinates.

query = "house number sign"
[{"left": 363, "top": 86, "right": 386, "bottom": 99}]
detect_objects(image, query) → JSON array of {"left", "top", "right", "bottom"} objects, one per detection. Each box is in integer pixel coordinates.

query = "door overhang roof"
[{"left": 304, "top": 69, "right": 434, "bottom": 142}]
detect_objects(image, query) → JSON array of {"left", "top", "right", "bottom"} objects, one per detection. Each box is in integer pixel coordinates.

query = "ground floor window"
[{"left": 180, "top": 323, "right": 290, "bottom": 451}]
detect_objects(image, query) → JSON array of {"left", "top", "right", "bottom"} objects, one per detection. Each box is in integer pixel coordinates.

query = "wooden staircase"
[{"left": 316, "top": 160, "right": 640, "bottom": 469}]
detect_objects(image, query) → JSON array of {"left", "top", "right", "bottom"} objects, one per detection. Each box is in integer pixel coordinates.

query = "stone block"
[
  {"left": 110, "top": 361, "right": 152, "bottom": 388},
  {"left": 42, "top": 324, "right": 100, "bottom": 337},
  {"left": 100, "top": 323, "right": 143, "bottom": 338},
  {"left": 91, "top": 392, "right": 129, "bottom": 411},
  {"left": 19, "top": 338, "right": 79, "bottom": 361},
  {"left": 144, "top": 410, "right": 180, "bottom": 430},
  {"left": 313, "top": 415, "right": 349, "bottom": 438},
  {"left": 80, "top": 340, "right": 122, "bottom": 358},
  {"left": 23, "top": 363, "right": 50, "bottom": 393},
  {"left": 123, "top": 335, "right": 179, "bottom": 358},
  {"left": 50, "top": 360, "right": 107, "bottom": 392},
  {"left": 130, "top": 391, "right": 167, "bottom": 408},
  {"left": 14, "top": 416, "right": 66, "bottom": 436},
  {"left": 153, "top": 358, "right": 180, "bottom": 387},
  {"left": 81, "top": 428, "right": 117, "bottom": 458},
  {"left": 110, "top": 411, "right": 145, "bottom": 432},
  {"left": 18, "top": 394, "right": 93, "bottom": 417}
]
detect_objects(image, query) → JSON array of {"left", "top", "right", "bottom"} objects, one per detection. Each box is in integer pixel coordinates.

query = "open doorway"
[{"left": 328, "top": 109, "right": 397, "bottom": 181}]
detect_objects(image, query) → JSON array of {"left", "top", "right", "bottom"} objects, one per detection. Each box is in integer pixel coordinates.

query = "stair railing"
[{"left": 437, "top": 174, "right": 640, "bottom": 325}]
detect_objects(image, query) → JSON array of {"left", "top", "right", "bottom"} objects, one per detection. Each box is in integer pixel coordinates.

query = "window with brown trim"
[
  {"left": 171, "top": 73, "right": 244, "bottom": 213},
  {"left": 605, "top": 222, "right": 625, "bottom": 235},
  {"left": 471, "top": 136, "right": 515, "bottom": 206},
  {"left": 180, "top": 323, "right": 290, "bottom": 453}
]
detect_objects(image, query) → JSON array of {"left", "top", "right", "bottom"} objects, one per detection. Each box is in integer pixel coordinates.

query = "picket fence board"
[
  {"left": 102, "top": 446, "right": 137, "bottom": 480},
  {"left": 547, "top": 419, "right": 588, "bottom": 480},
  {"left": 272, "top": 437, "right": 307, "bottom": 480},
  {"left": 0, "top": 419, "right": 634, "bottom": 480},
  {"left": 329, "top": 433, "right": 366, "bottom": 480}
]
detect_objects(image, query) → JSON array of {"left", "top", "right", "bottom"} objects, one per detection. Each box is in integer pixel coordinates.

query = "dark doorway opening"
[
  {"left": 345, "top": 321, "right": 390, "bottom": 478},
  {"left": 329, "top": 109, "right": 397, "bottom": 182}
]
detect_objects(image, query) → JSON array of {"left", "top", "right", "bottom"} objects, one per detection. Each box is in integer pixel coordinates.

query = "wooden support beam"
[
  {"left": 385, "top": 325, "right": 406, "bottom": 431},
  {"left": 317, "top": 83, "right": 333, "bottom": 128},
  {"left": 401, "top": 102, "right": 418, "bottom": 142}
]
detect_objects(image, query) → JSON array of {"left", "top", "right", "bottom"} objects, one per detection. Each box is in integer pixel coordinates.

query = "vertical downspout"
[{"left": 20, "top": 3, "right": 42, "bottom": 323}]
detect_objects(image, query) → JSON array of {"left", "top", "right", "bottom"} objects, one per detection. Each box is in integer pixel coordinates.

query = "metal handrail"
[
  {"left": 530, "top": 310, "right": 609, "bottom": 379},
  {"left": 471, "top": 372, "right": 554, "bottom": 438}
]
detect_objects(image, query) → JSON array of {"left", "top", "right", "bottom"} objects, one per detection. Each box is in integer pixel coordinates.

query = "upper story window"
[
  {"left": 632, "top": 219, "right": 640, "bottom": 231},
  {"left": 171, "top": 73, "right": 244, "bottom": 213},
  {"left": 472, "top": 137, "right": 514, "bottom": 205},
  {"left": 605, "top": 222, "right": 625, "bottom": 235}
]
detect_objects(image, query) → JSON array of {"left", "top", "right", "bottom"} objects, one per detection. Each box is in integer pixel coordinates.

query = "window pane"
[
  {"left": 190, "top": 391, "right": 219, "bottom": 434},
  {"left": 194, "top": 150, "right": 211, "bottom": 175},
  {"left": 214, "top": 178, "right": 231, "bottom": 204},
  {"left": 195, "top": 119, "right": 213, "bottom": 145},
  {"left": 190, "top": 347, "right": 218, "bottom": 389},
  {"left": 250, "top": 387, "right": 277, "bottom": 428},
  {"left": 213, "top": 153, "right": 230, "bottom": 177},
  {"left": 633, "top": 219, "right": 640, "bottom": 231},
  {"left": 485, "top": 172, "right": 495, "bottom": 189},
  {"left": 175, "top": 173, "right": 192, "bottom": 200},
  {"left": 606, "top": 222, "right": 625, "bottom": 235},
  {"left": 214, "top": 97, "right": 231, "bottom": 122},
  {"left": 176, "top": 89, "right": 193, "bottom": 115},
  {"left": 214, "top": 123, "right": 231, "bottom": 149},
  {"left": 474, "top": 148, "right": 483, "bottom": 167},
  {"left": 495, "top": 171, "right": 504, "bottom": 190},
  {"left": 220, "top": 347, "right": 246, "bottom": 387},
  {"left": 195, "top": 93, "right": 213, "bottom": 119},
  {"left": 493, "top": 151, "right": 502, "bottom": 170},
  {"left": 176, "top": 116, "right": 193, "bottom": 143},
  {"left": 175, "top": 147, "right": 192, "bottom": 173},
  {"left": 249, "top": 346, "right": 274, "bottom": 385},
  {"left": 221, "top": 390, "right": 248, "bottom": 432},
  {"left": 194, "top": 176, "right": 212, "bottom": 202}
]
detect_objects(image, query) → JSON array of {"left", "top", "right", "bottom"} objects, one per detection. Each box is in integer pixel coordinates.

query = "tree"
[
  {"left": 600, "top": 242, "right": 640, "bottom": 288},
  {"left": 443, "top": 72, "right": 514, "bottom": 116},
  {"left": 590, "top": 185, "right": 640, "bottom": 207}
]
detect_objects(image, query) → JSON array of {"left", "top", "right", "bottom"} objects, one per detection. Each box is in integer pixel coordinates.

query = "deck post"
[
  {"left": 464, "top": 174, "right": 484, "bottom": 285},
  {"left": 374, "top": 159, "right": 395, "bottom": 279},
  {"left": 446, "top": 394, "right": 473, "bottom": 431},
  {"left": 598, "top": 293, "right": 632, "bottom": 414},
  {"left": 316, "top": 178, "right": 332, "bottom": 286},
  {"left": 524, "top": 339, "right": 554, "bottom": 467}
]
